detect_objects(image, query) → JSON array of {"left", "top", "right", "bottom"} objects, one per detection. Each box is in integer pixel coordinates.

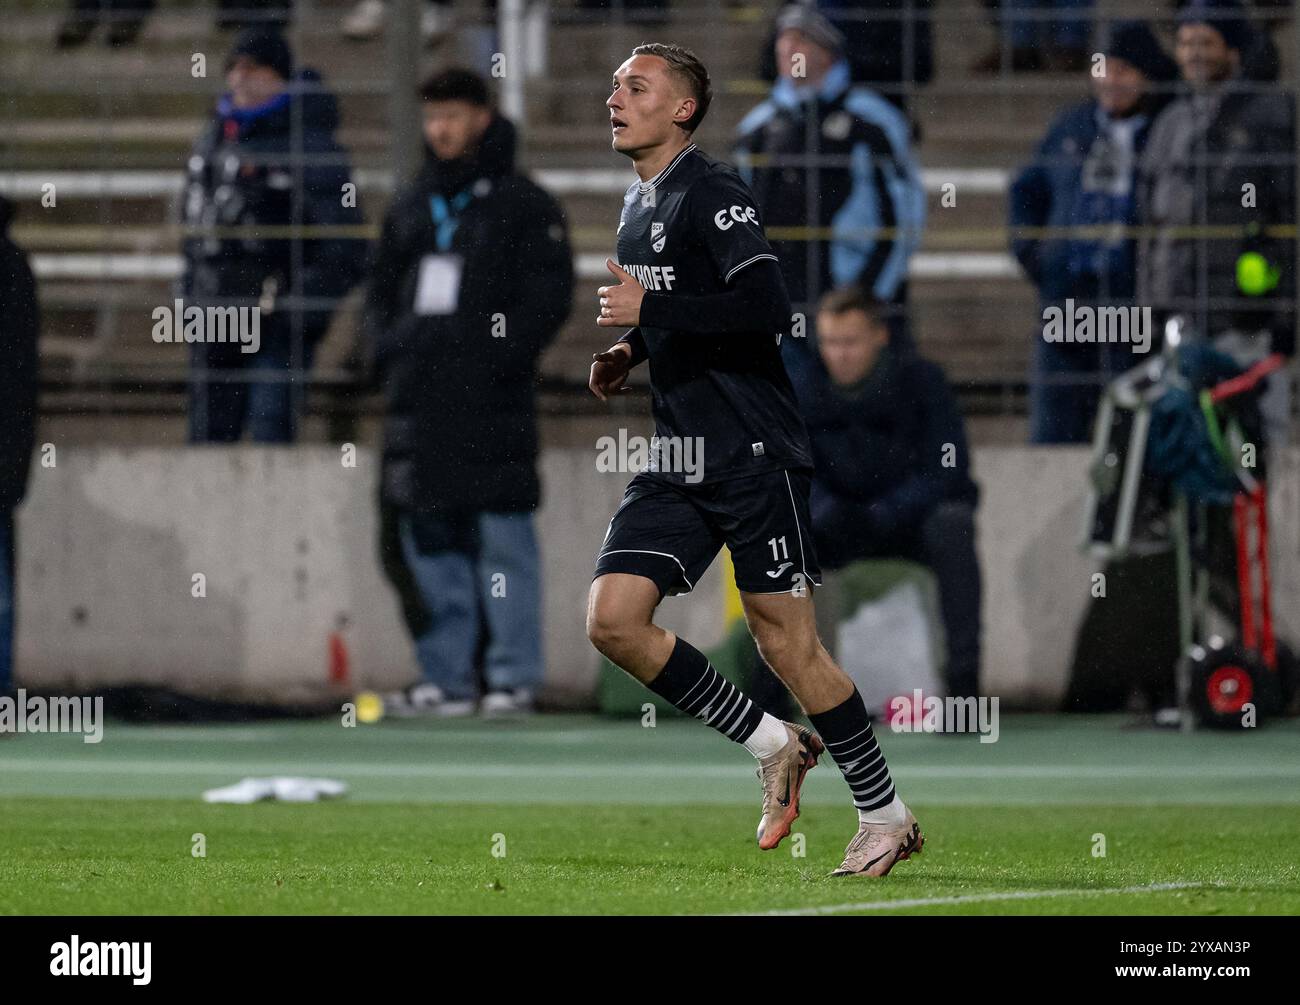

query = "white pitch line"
[{"left": 746, "top": 881, "right": 1209, "bottom": 916}]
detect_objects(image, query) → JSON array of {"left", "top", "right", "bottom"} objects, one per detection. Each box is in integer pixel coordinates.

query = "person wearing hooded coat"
[
  {"left": 361, "top": 69, "right": 573, "bottom": 717},
  {"left": 180, "top": 28, "right": 364, "bottom": 443},
  {"left": 0, "top": 195, "right": 39, "bottom": 705}
]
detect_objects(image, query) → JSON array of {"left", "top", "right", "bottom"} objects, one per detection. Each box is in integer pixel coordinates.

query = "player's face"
[
  {"left": 816, "top": 310, "right": 890, "bottom": 387},
  {"left": 422, "top": 100, "right": 492, "bottom": 162},
  {"left": 607, "top": 55, "right": 693, "bottom": 156},
  {"left": 1175, "top": 24, "right": 1237, "bottom": 87}
]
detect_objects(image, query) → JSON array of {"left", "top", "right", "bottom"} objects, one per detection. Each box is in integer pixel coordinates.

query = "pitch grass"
[{"left": 2, "top": 798, "right": 1297, "bottom": 915}]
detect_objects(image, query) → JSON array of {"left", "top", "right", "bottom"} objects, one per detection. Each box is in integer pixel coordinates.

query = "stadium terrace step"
[{"left": 7, "top": 0, "right": 1245, "bottom": 425}]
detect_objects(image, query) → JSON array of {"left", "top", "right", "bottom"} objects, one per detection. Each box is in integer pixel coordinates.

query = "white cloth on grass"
[{"left": 202, "top": 777, "right": 348, "bottom": 804}]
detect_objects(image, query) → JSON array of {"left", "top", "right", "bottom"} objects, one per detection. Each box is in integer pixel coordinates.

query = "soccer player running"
[{"left": 586, "top": 43, "right": 922, "bottom": 877}]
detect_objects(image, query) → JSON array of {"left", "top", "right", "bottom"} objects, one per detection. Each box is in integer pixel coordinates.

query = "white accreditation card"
[{"left": 414, "top": 254, "right": 464, "bottom": 315}]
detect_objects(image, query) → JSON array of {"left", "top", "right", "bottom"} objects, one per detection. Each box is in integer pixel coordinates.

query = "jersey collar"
[{"left": 637, "top": 142, "right": 697, "bottom": 194}]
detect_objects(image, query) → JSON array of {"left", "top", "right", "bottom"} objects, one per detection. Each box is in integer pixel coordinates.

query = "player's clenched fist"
[
  {"left": 589, "top": 343, "right": 633, "bottom": 401},
  {"left": 596, "top": 258, "right": 645, "bottom": 327}
]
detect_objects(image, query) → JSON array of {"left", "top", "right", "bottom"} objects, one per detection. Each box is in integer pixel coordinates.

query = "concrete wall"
[{"left": 16, "top": 446, "right": 1299, "bottom": 708}]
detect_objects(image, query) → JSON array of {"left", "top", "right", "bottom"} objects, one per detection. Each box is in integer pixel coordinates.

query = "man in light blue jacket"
[{"left": 733, "top": 4, "right": 925, "bottom": 364}]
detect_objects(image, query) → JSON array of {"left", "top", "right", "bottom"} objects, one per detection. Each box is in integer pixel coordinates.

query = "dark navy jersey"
[{"left": 616, "top": 144, "right": 814, "bottom": 485}]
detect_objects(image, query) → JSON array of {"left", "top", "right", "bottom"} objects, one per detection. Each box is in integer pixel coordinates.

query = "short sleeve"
[{"left": 688, "top": 170, "right": 779, "bottom": 285}]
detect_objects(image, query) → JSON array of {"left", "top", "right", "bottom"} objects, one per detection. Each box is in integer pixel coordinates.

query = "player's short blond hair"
[{"left": 630, "top": 43, "right": 712, "bottom": 133}]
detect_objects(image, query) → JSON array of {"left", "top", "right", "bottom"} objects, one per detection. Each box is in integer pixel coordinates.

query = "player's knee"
[{"left": 586, "top": 606, "right": 634, "bottom": 660}]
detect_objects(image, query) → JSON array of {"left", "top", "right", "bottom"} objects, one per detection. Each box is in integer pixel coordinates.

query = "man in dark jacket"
[
  {"left": 1137, "top": 0, "right": 1295, "bottom": 443},
  {"left": 363, "top": 69, "right": 573, "bottom": 717},
  {"left": 0, "top": 196, "right": 39, "bottom": 703},
  {"left": 1010, "top": 21, "right": 1178, "bottom": 443},
  {"left": 182, "top": 29, "right": 364, "bottom": 443},
  {"left": 796, "top": 286, "right": 982, "bottom": 701}
]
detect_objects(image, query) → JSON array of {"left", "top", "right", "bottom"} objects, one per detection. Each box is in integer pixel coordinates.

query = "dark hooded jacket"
[
  {"left": 363, "top": 114, "right": 574, "bottom": 513},
  {"left": 0, "top": 196, "right": 39, "bottom": 511},
  {"left": 790, "top": 345, "right": 978, "bottom": 570},
  {"left": 1136, "top": 74, "right": 1296, "bottom": 354},
  {"left": 179, "top": 68, "right": 364, "bottom": 346}
]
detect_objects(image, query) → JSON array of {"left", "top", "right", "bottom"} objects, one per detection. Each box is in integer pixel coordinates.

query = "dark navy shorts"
[{"left": 593, "top": 467, "right": 823, "bottom": 599}]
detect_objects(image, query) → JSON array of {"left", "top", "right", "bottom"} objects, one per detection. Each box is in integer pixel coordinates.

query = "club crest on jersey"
[{"left": 651, "top": 221, "right": 666, "bottom": 253}]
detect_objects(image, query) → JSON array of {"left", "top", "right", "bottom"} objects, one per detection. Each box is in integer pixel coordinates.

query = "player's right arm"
[
  {"left": 615, "top": 327, "right": 649, "bottom": 365},
  {"left": 589, "top": 340, "right": 635, "bottom": 401}
]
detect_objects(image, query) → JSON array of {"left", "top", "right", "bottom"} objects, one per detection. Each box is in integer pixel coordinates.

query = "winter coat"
[
  {"left": 0, "top": 196, "right": 40, "bottom": 511},
  {"left": 1010, "top": 99, "right": 1163, "bottom": 304},
  {"left": 1136, "top": 77, "right": 1296, "bottom": 353},
  {"left": 790, "top": 347, "right": 978, "bottom": 569},
  {"left": 733, "top": 59, "right": 926, "bottom": 312},
  {"left": 362, "top": 114, "right": 574, "bottom": 513},
  {"left": 179, "top": 68, "right": 365, "bottom": 348}
]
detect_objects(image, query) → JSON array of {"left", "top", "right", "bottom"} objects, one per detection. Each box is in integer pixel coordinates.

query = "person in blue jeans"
[
  {"left": 397, "top": 512, "right": 543, "bottom": 716},
  {"left": 0, "top": 195, "right": 40, "bottom": 706},
  {"left": 361, "top": 71, "right": 573, "bottom": 716}
]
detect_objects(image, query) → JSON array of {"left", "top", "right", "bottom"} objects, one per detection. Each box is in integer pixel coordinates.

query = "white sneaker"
[
  {"left": 480, "top": 689, "right": 535, "bottom": 718},
  {"left": 383, "top": 682, "right": 476, "bottom": 719},
  {"left": 342, "top": 0, "right": 387, "bottom": 40}
]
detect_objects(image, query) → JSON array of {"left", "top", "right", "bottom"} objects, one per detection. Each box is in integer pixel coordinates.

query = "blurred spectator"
[
  {"left": 362, "top": 70, "right": 572, "bottom": 718},
  {"left": 1174, "top": 0, "right": 1283, "bottom": 83},
  {"left": 56, "top": 0, "right": 154, "bottom": 47},
  {"left": 217, "top": 0, "right": 292, "bottom": 31},
  {"left": 0, "top": 196, "right": 39, "bottom": 705},
  {"left": 757, "top": 0, "right": 934, "bottom": 115},
  {"left": 1136, "top": 0, "right": 1295, "bottom": 439},
  {"left": 971, "top": 0, "right": 1095, "bottom": 74},
  {"left": 797, "top": 287, "right": 982, "bottom": 701},
  {"left": 734, "top": 4, "right": 925, "bottom": 366},
  {"left": 1009, "top": 21, "right": 1178, "bottom": 444},
  {"left": 181, "top": 29, "right": 364, "bottom": 443}
]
